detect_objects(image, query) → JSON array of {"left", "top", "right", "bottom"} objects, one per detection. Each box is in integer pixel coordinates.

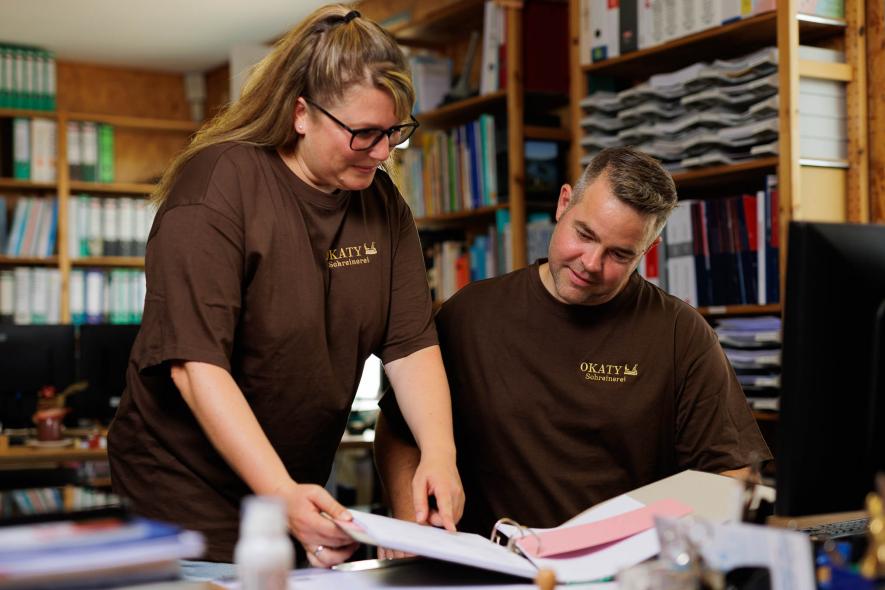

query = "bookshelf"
[
  {"left": 568, "top": 0, "right": 869, "bottom": 318},
  {"left": 362, "top": 0, "right": 570, "bottom": 284},
  {"left": 0, "top": 60, "right": 198, "bottom": 324},
  {"left": 569, "top": 1, "right": 870, "bottom": 433}
]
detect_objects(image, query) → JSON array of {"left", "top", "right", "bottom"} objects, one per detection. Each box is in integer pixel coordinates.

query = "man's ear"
[
  {"left": 643, "top": 234, "right": 662, "bottom": 255},
  {"left": 555, "top": 184, "right": 573, "bottom": 222}
]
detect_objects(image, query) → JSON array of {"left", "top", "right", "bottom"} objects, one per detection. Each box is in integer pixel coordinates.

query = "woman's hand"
[
  {"left": 276, "top": 480, "right": 359, "bottom": 567},
  {"left": 411, "top": 452, "right": 464, "bottom": 531}
]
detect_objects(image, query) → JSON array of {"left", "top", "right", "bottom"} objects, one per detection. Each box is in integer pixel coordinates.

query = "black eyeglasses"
[{"left": 303, "top": 98, "right": 419, "bottom": 151}]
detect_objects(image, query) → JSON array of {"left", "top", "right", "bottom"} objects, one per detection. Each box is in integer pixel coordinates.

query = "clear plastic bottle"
[{"left": 234, "top": 495, "right": 294, "bottom": 590}]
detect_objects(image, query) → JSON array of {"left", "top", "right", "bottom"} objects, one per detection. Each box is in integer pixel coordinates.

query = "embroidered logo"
[
  {"left": 326, "top": 242, "right": 378, "bottom": 269},
  {"left": 579, "top": 362, "right": 639, "bottom": 383}
]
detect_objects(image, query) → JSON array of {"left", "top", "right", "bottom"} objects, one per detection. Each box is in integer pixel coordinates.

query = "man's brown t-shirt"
[
  {"left": 108, "top": 143, "right": 436, "bottom": 562},
  {"left": 382, "top": 262, "right": 770, "bottom": 536}
]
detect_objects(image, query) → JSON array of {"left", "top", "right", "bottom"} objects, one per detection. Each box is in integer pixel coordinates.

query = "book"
[
  {"left": 12, "top": 118, "right": 30, "bottom": 180},
  {"left": 80, "top": 121, "right": 98, "bottom": 182},
  {"left": 0, "top": 514, "right": 204, "bottom": 587}
]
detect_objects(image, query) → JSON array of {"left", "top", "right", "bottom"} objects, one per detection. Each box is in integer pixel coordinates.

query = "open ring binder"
[{"left": 489, "top": 517, "right": 542, "bottom": 556}]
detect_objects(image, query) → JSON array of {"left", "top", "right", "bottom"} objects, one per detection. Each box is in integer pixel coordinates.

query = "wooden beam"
[
  {"left": 844, "top": 0, "right": 869, "bottom": 222},
  {"left": 777, "top": 0, "right": 800, "bottom": 301},
  {"left": 506, "top": 3, "right": 527, "bottom": 269},
  {"left": 869, "top": 0, "right": 885, "bottom": 223},
  {"left": 568, "top": 0, "right": 584, "bottom": 183},
  {"left": 57, "top": 113, "right": 71, "bottom": 324},
  {"left": 797, "top": 59, "right": 852, "bottom": 81}
]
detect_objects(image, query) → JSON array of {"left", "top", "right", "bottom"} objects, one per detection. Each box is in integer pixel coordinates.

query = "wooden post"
[
  {"left": 844, "top": 0, "right": 869, "bottom": 222},
  {"left": 869, "top": 0, "right": 885, "bottom": 223},
  {"left": 56, "top": 112, "right": 71, "bottom": 323},
  {"left": 505, "top": 1, "right": 527, "bottom": 269},
  {"left": 777, "top": 0, "right": 799, "bottom": 301},
  {"left": 568, "top": 0, "right": 584, "bottom": 183}
]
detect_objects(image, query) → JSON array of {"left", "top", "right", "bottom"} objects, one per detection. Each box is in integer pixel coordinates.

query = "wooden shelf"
[
  {"left": 0, "top": 108, "right": 56, "bottom": 119},
  {"left": 524, "top": 126, "right": 571, "bottom": 141},
  {"left": 0, "top": 446, "right": 107, "bottom": 467},
  {"left": 70, "top": 181, "right": 156, "bottom": 195},
  {"left": 672, "top": 157, "right": 779, "bottom": 192},
  {"left": 72, "top": 257, "right": 145, "bottom": 268},
  {"left": 581, "top": 11, "right": 845, "bottom": 81},
  {"left": 415, "top": 204, "right": 507, "bottom": 225},
  {"left": 0, "top": 256, "right": 59, "bottom": 266},
  {"left": 752, "top": 410, "right": 779, "bottom": 422},
  {"left": 1, "top": 109, "right": 198, "bottom": 132},
  {"left": 0, "top": 178, "right": 57, "bottom": 191},
  {"left": 65, "top": 112, "right": 198, "bottom": 132},
  {"left": 698, "top": 303, "right": 782, "bottom": 317},
  {"left": 389, "top": 0, "right": 484, "bottom": 45},
  {"left": 417, "top": 91, "right": 507, "bottom": 128}
]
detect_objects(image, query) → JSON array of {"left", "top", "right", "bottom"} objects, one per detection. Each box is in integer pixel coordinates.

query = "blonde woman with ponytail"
[{"left": 108, "top": 5, "right": 463, "bottom": 573}]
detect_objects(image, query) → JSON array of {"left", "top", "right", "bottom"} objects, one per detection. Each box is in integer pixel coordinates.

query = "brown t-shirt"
[
  {"left": 108, "top": 143, "right": 436, "bottom": 562},
  {"left": 381, "top": 262, "right": 770, "bottom": 536}
]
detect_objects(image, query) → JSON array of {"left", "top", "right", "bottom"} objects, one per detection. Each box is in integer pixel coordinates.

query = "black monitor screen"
[
  {"left": 72, "top": 324, "right": 140, "bottom": 425},
  {"left": 776, "top": 221, "right": 885, "bottom": 516},
  {"left": 0, "top": 325, "right": 76, "bottom": 429}
]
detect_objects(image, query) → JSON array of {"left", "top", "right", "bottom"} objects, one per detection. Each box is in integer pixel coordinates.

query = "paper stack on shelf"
[
  {"left": 715, "top": 316, "right": 782, "bottom": 410},
  {"left": 579, "top": 47, "right": 780, "bottom": 171}
]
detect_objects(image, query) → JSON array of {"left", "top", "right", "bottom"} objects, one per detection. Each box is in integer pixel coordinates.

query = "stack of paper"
[
  {"left": 716, "top": 316, "right": 783, "bottom": 406},
  {"left": 579, "top": 47, "right": 781, "bottom": 170}
]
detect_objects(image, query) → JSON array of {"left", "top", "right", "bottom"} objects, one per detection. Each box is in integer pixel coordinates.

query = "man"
[{"left": 375, "top": 147, "right": 771, "bottom": 536}]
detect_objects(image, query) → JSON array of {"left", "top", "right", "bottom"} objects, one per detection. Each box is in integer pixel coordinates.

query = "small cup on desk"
[{"left": 33, "top": 408, "right": 69, "bottom": 442}]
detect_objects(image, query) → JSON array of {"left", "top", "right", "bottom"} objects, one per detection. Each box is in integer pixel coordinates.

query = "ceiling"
[{"left": 0, "top": 0, "right": 332, "bottom": 73}]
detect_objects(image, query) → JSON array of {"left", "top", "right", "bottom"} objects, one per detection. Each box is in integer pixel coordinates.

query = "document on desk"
[
  {"left": 337, "top": 512, "right": 537, "bottom": 579},
  {"left": 340, "top": 496, "right": 692, "bottom": 583}
]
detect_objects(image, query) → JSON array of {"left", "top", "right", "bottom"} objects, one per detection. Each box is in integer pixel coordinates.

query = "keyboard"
[{"left": 799, "top": 516, "right": 870, "bottom": 540}]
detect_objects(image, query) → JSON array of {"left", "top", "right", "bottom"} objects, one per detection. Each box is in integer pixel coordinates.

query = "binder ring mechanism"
[{"left": 490, "top": 517, "right": 542, "bottom": 556}]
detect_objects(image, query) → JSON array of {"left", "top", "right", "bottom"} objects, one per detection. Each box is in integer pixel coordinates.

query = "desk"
[{"left": 208, "top": 559, "right": 584, "bottom": 590}]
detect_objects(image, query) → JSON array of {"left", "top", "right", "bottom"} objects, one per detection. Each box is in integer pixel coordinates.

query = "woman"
[{"left": 107, "top": 5, "right": 464, "bottom": 570}]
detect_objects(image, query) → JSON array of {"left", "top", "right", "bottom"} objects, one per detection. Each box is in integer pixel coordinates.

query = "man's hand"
[
  {"left": 275, "top": 481, "right": 359, "bottom": 567},
  {"left": 411, "top": 453, "right": 464, "bottom": 531}
]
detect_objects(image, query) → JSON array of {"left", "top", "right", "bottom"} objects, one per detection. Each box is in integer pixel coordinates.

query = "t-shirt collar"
[
  {"left": 267, "top": 149, "right": 352, "bottom": 210},
  {"left": 528, "top": 259, "right": 640, "bottom": 320}
]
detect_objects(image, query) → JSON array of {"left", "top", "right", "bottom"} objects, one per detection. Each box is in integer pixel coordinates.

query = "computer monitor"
[
  {"left": 72, "top": 324, "right": 140, "bottom": 425},
  {"left": 776, "top": 221, "right": 885, "bottom": 516},
  {"left": 0, "top": 325, "right": 76, "bottom": 429}
]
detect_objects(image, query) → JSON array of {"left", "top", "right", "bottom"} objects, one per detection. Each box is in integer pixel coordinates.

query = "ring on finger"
[{"left": 313, "top": 545, "right": 325, "bottom": 557}]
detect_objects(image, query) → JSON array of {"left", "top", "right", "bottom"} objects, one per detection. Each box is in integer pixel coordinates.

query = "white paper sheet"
[{"left": 346, "top": 511, "right": 538, "bottom": 579}]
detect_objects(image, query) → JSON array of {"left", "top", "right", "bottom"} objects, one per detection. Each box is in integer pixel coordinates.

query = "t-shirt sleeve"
[
  {"left": 377, "top": 186, "right": 437, "bottom": 364},
  {"left": 135, "top": 156, "right": 245, "bottom": 374},
  {"left": 673, "top": 309, "right": 773, "bottom": 472}
]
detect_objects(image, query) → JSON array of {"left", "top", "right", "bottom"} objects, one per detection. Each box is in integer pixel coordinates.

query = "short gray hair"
[{"left": 572, "top": 147, "right": 678, "bottom": 237}]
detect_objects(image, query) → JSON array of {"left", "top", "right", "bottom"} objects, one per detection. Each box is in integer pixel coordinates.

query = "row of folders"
[
  {"left": 1, "top": 195, "right": 156, "bottom": 258},
  {"left": 1, "top": 487, "right": 119, "bottom": 519},
  {"left": 425, "top": 211, "right": 554, "bottom": 303},
  {"left": 0, "top": 118, "right": 116, "bottom": 183},
  {"left": 0, "top": 266, "right": 145, "bottom": 325},
  {"left": 645, "top": 174, "right": 780, "bottom": 307},
  {"left": 578, "top": 0, "right": 844, "bottom": 65},
  {"left": 0, "top": 43, "right": 57, "bottom": 111},
  {"left": 399, "top": 114, "right": 500, "bottom": 218}
]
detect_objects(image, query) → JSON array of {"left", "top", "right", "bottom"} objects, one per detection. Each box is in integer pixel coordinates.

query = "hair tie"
[{"left": 343, "top": 10, "right": 360, "bottom": 23}]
